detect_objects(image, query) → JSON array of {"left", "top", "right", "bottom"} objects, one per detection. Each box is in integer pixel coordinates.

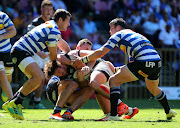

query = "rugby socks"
[
  {"left": 14, "top": 92, "right": 26, "bottom": 105},
  {"left": 100, "top": 84, "right": 109, "bottom": 94},
  {"left": 65, "top": 108, "right": 74, "bottom": 114},
  {"left": 126, "top": 107, "right": 133, "bottom": 115},
  {"left": 110, "top": 87, "right": 120, "bottom": 116},
  {"left": 11, "top": 91, "right": 20, "bottom": 101},
  {"left": 155, "top": 90, "right": 170, "bottom": 114},
  {"left": 34, "top": 97, "right": 41, "bottom": 104},
  {"left": 53, "top": 106, "right": 62, "bottom": 114},
  {"left": 117, "top": 99, "right": 122, "bottom": 105}
]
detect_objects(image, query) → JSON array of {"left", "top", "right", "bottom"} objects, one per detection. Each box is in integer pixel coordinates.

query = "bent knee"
[
  {"left": 69, "top": 81, "right": 79, "bottom": 89},
  {"left": 84, "top": 87, "right": 93, "bottom": 95},
  {"left": 89, "top": 81, "right": 98, "bottom": 90},
  {"left": 33, "top": 73, "right": 45, "bottom": 83},
  {"left": 109, "top": 76, "right": 122, "bottom": 87}
]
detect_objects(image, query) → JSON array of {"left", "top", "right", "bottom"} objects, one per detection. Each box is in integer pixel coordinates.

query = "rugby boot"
[{"left": 122, "top": 107, "right": 139, "bottom": 119}]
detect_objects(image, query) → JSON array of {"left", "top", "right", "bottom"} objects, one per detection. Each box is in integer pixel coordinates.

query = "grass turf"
[
  {"left": 0, "top": 109, "right": 179, "bottom": 128},
  {"left": 0, "top": 99, "right": 179, "bottom": 128}
]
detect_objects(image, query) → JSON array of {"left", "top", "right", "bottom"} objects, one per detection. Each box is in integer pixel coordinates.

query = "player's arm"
[
  {"left": 87, "top": 47, "right": 110, "bottom": 61},
  {"left": 37, "top": 51, "right": 49, "bottom": 59},
  {"left": 48, "top": 46, "right": 57, "bottom": 61},
  {"left": 0, "top": 25, "right": 16, "bottom": 41},
  {"left": 78, "top": 50, "right": 96, "bottom": 70},
  {"left": 58, "top": 38, "right": 71, "bottom": 53},
  {"left": 73, "top": 46, "right": 110, "bottom": 68},
  {"left": 57, "top": 53, "right": 72, "bottom": 66}
]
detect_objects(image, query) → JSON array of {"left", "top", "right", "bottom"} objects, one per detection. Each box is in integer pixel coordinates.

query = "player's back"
[
  {"left": 109, "top": 29, "right": 161, "bottom": 62},
  {"left": 0, "top": 11, "right": 14, "bottom": 53},
  {"left": 12, "top": 20, "right": 61, "bottom": 56}
]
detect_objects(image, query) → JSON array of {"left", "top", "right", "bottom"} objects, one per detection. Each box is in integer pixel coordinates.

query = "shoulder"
[
  {"left": 0, "top": 11, "right": 9, "bottom": 19},
  {"left": 0, "top": 11, "right": 7, "bottom": 16},
  {"left": 31, "top": 16, "right": 45, "bottom": 26}
]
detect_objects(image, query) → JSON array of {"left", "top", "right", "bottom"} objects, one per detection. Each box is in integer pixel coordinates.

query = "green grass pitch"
[{"left": 0, "top": 99, "right": 179, "bottom": 128}]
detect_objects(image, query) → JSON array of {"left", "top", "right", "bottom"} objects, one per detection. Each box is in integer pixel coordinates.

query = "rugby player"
[
  {"left": 46, "top": 39, "right": 138, "bottom": 120},
  {"left": 74, "top": 18, "right": 177, "bottom": 120},
  {"left": 0, "top": 11, "right": 16, "bottom": 116},
  {"left": 2, "top": 9, "right": 74, "bottom": 120},
  {"left": 27, "top": 0, "right": 54, "bottom": 109}
]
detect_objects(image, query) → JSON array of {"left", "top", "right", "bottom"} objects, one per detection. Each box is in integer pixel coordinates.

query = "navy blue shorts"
[
  {"left": 0, "top": 52, "right": 14, "bottom": 67},
  {"left": 127, "top": 60, "right": 161, "bottom": 81}
]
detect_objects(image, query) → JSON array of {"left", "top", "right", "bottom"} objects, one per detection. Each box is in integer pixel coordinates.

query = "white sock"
[
  {"left": 117, "top": 99, "right": 122, "bottom": 105},
  {"left": 127, "top": 107, "right": 133, "bottom": 115},
  {"left": 34, "top": 97, "right": 41, "bottom": 102}
]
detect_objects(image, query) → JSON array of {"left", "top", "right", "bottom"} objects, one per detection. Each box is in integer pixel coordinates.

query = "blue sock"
[
  {"left": 65, "top": 108, "right": 74, "bottom": 114},
  {"left": 53, "top": 106, "right": 62, "bottom": 114}
]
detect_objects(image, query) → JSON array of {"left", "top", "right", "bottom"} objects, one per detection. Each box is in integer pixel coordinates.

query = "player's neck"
[{"left": 41, "top": 15, "right": 50, "bottom": 22}]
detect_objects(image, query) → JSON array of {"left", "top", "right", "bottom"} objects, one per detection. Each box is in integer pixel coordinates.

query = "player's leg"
[
  {"left": 50, "top": 80, "right": 79, "bottom": 120},
  {"left": 1, "top": 51, "right": 16, "bottom": 102},
  {"left": 89, "top": 71, "right": 110, "bottom": 99},
  {"left": 30, "top": 78, "right": 46, "bottom": 109},
  {"left": 145, "top": 78, "right": 177, "bottom": 120},
  {"left": 95, "top": 93, "right": 110, "bottom": 114},
  {"left": 56, "top": 80, "right": 79, "bottom": 108},
  {"left": 102, "top": 65, "right": 138, "bottom": 121},
  {"left": 1, "top": 52, "right": 14, "bottom": 102},
  {"left": 89, "top": 69, "right": 112, "bottom": 115},
  {"left": 3, "top": 57, "right": 44, "bottom": 120},
  {"left": 90, "top": 68, "right": 131, "bottom": 118},
  {"left": 1, "top": 66, "right": 14, "bottom": 103},
  {"left": 62, "top": 86, "right": 93, "bottom": 120},
  {"left": 0, "top": 65, "right": 14, "bottom": 117},
  {"left": 0, "top": 62, "right": 13, "bottom": 100}
]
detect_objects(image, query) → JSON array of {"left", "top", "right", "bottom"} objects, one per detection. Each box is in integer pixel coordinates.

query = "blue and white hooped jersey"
[
  {"left": 12, "top": 20, "right": 61, "bottom": 56},
  {"left": 103, "top": 29, "right": 161, "bottom": 62},
  {"left": 0, "top": 11, "right": 14, "bottom": 53}
]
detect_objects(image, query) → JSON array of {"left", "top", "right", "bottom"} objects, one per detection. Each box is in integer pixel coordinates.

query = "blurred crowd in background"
[{"left": 0, "top": 0, "right": 180, "bottom": 83}]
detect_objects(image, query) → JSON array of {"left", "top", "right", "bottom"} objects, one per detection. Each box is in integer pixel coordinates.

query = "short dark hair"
[
  {"left": 53, "top": 9, "right": 72, "bottom": 22},
  {"left": 44, "top": 60, "right": 61, "bottom": 79},
  {"left": 109, "top": 18, "right": 127, "bottom": 29},
  {"left": 41, "top": 0, "right": 53, "bottom": 8},
  {"left": 77, "top": 38, "right": 93, "bottom": 47}
]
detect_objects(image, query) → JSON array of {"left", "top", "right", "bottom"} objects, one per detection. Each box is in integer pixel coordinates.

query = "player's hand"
[
  {"left": 81, "top": 66, "right": 91, "bottom": 76},
  {"left": 76, "top": 69, "right": 86, "bottom": 82},
  {"left": 72, "top": 56, "right": 85, "bottom": 69}
]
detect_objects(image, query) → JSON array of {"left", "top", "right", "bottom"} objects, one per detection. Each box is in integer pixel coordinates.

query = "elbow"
[
  {"left": 12, "top": 27, "right": 17, "bottom": 37},
  {"left": 14, "top": 29, "right": 17, "bottom": 36}
]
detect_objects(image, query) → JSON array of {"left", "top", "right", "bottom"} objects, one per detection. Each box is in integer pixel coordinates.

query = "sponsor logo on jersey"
[
  {"left": 120, "top": 45, "right": 126, "bottom": 53},
  {"left": 0, "top": 24, "right": 4, "bottom": 29}
]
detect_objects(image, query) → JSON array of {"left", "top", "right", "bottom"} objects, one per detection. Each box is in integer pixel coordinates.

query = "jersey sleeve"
[
  {"left": 47, "top": 28, "right": 61, "bottom": 47},
  {"left": 2, "top": 12, "right": 14, "bottom": 29},
  {"left": 103, "top": 33, "right": 121, "bottom": 50}
]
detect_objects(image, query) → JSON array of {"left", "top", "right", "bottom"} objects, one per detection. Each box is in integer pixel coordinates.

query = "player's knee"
[
  {"left": 109, "top": 76, "right": 121, "bottom": 87},
  {"left": 34, "top": 73, "right": 44, "bottom": 83},
  {"left": 89, "top": 81, "right": 98, "bottom": 90},
  {"left": 84, "top": 87, "right": 93, "bottom": 95},
  {"left": 70, "top": 81, "right": 79, "bottom": 90}
]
